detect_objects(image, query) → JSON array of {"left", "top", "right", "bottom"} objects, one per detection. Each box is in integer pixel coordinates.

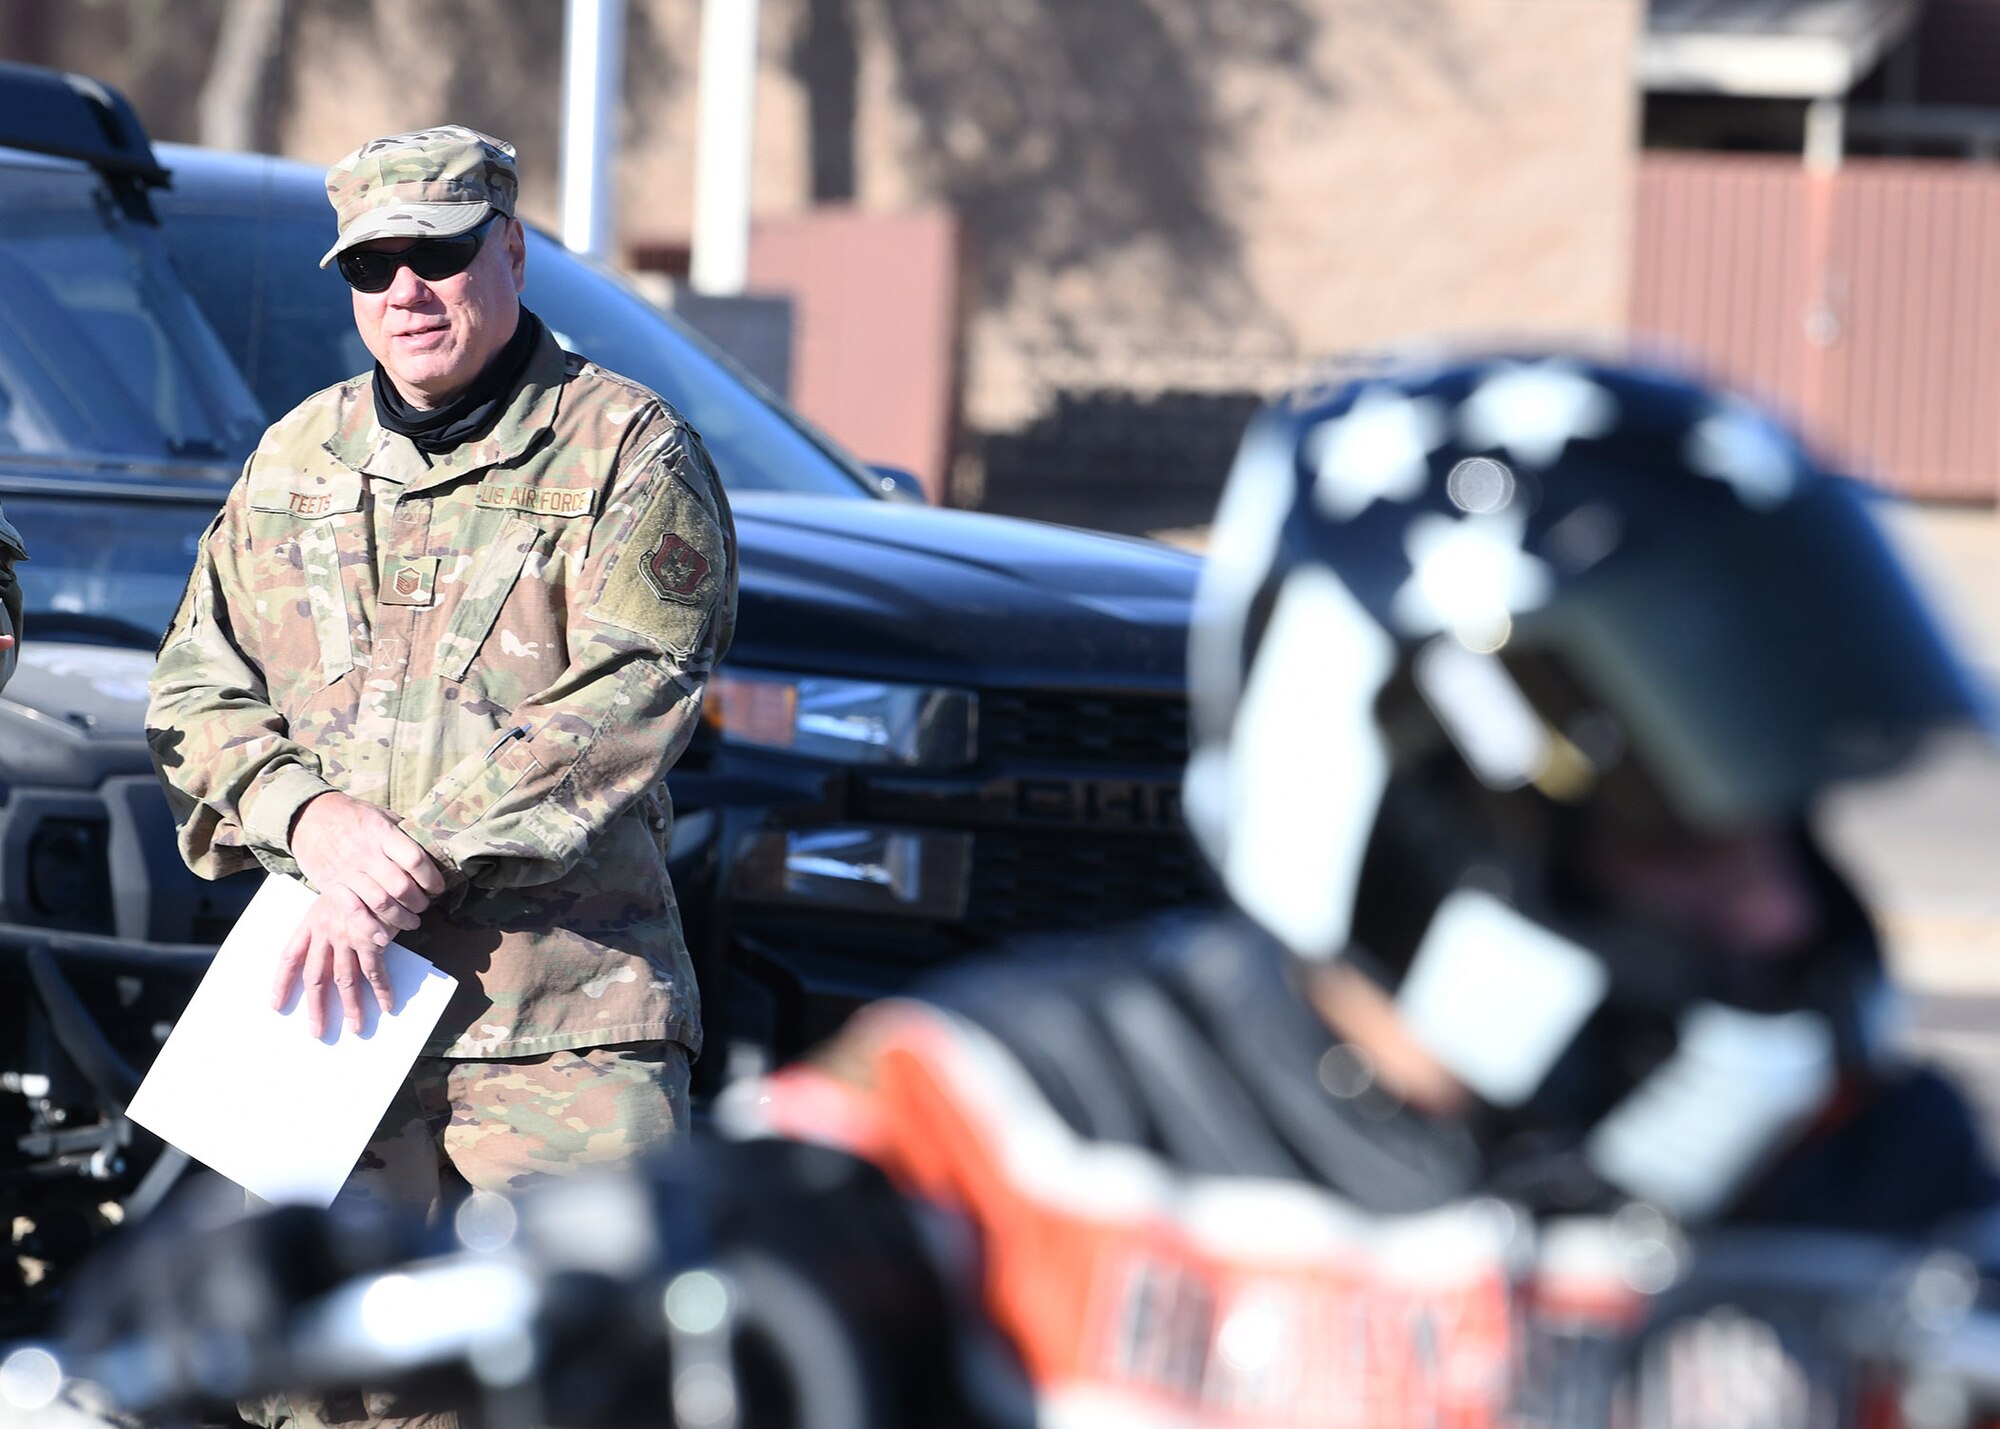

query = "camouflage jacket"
[
  {"left": 147, "top": 331, "right": 737, "bottom": 1058},
  {"left": 0, "top": 499, "right": 22, "bottom": 694}
]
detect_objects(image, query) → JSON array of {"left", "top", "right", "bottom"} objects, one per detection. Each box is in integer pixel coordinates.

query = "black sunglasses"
[{"left": 336, "top": 213, "right": 502, "bottom": 293}]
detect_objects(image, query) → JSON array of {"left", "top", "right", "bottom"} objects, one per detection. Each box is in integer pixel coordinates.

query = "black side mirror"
[{"left": 867, "top": 465, "right": 927, "bottom": 504}]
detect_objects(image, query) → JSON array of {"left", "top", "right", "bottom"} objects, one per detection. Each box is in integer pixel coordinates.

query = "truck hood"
[
  {"left": 0, "top": 641, "right": 157, "bottom": 784},
  {"left": 0, "top": 498, "right": 1202, "bottom": 765},
  {"left": 729, "top": 495, "right": 1199, "bottom": 687}
]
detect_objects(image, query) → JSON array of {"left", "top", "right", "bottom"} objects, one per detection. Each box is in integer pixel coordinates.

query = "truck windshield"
[
  {"left": 522, "top": 233, "right": 877, "bottom": 499},
  {"left": 0, "top": 160, "right": 266, "bottom": 463},
  {"left": 152, "top": 150, "right": 877, "bottom": 499}
]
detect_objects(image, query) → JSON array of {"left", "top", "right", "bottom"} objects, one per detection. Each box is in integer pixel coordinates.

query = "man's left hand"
[{"left": 272, "top": 887, "right": 401, "bottom": 1037}]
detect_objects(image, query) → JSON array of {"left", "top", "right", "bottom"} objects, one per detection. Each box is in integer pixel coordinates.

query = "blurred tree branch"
[{"left": 198, "top": 0, "right": 286, "bottom": 151}]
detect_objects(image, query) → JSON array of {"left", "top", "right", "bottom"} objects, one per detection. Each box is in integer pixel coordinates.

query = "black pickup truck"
[{"left": 0, "top": 65, "right": 1207, "bottom": 1322}]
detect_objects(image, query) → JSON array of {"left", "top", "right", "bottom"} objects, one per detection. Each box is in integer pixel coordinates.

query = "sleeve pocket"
[{"left": 410, "top": 732, "right": 544, "bottom": 839}]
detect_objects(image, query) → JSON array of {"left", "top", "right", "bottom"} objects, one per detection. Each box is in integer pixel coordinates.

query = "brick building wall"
[
  {"left": 7, "top": 0, "right": 1643, "bottom": 526},
  {"left": 829, "top": 0, "right": 1646, "bottom": 450}
]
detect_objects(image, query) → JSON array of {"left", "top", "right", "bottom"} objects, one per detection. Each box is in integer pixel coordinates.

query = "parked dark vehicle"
[
  {"left": 0, "top": 65, "right": 1207, "bottom": 1326},
  {"left": 148, "top": 142, "right": 1209, "bottom": 1060}
]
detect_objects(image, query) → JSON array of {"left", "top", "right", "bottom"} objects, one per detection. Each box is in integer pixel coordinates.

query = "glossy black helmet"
[{"left": 1185, "top": 352, "right": 1992, "bottom": 1217}]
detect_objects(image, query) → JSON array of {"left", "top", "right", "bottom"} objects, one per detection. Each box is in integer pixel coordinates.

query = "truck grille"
[
  {"left": 977, "top": 691, "right": 1189, "bottom": 766},
  {"left": 966, "top": 829, "right": 1212, "bottom": 935}
]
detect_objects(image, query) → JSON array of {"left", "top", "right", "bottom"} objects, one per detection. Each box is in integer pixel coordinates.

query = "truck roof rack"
[{"left": 0, "top": 61, "right": 169, "bottom": 218}]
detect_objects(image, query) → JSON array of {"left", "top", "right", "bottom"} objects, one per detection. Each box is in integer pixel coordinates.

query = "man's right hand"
[
  {"left": 278, "top": 791, "right": 446, "bottom": 1032},
  {"left": 289, "top": 790, "right": 446, "bottom": 940}
]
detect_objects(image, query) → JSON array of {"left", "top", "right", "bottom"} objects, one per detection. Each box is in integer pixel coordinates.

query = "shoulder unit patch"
[{"left": 643, "top": 530, "right": 712, "bottom": 603}]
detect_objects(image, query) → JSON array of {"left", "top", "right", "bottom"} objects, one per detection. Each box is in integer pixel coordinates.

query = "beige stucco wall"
[
  {"left": 21, "top": 0, "right": 1642, "bottom": 436},
  {"left": 1237, "top": 2, "right": 1641, "bottom": 357},
  {"left": 829, "top": 0, "right": 1645, "bottom": 429}
]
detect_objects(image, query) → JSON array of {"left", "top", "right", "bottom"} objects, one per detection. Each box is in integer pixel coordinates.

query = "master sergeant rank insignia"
[
  {"left": 643, "top": 531, "right": 711, "bottom": 604},
  {"left": 380, "top": 556, "right": 439, "bottom": 607}
]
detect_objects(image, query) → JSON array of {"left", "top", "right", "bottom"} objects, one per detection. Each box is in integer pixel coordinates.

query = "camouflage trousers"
[{"left": 247, "top": 1039, "right": 691, "bottom": 1429}]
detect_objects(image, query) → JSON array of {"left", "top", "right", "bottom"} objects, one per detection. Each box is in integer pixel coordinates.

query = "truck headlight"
[
  {"left": 703, "top": 672, "right": 975, "bottom": 769},
  {"left": 732, "top": 826, "right": 973, "bottom": 920}
]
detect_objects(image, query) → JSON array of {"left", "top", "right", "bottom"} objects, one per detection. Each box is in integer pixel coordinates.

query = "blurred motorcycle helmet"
[{"left": 1184, "top": 352, "right": 1994, "bottom": 1219}]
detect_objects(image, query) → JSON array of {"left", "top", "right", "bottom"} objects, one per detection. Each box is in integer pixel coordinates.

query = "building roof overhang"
[{"left": 1643, "top": 0, "right": 1924, "bottom": 98}]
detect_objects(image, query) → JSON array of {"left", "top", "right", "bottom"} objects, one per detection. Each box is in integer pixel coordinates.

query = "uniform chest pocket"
[
  {"left": 248, "top": 472, "right": 364, "bottom": 686},
  {"left": 436, "top": 516, "right": 550, "bottom": 683}
]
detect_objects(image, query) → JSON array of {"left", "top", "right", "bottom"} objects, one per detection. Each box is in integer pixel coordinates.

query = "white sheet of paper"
[{"left": 126, "top": 873, "right": 458, "bottom": 1208}]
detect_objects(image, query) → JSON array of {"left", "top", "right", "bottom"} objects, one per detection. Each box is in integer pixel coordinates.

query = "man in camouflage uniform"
[
  {"left": 0, "top": 500, "right": 23, "bottom": 694},
  {"left": 147, "top": 127, "right": 735, "bottom": 1256}
]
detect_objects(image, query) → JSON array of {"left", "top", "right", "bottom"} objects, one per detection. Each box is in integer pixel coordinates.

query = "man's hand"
[
  {"left": 291, "top": 790, "right": 446, "bottom": 924},
  {"left": 274, "top": 889, "right": 404, "bottom": 1036},
  {"left": 279, "top": 791, "right": 447, "bottom": 1033}
]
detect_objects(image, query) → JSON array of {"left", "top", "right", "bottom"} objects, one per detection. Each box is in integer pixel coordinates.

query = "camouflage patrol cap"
[{"left": 319, "top": 125, "right": 518, "bottom": 269}]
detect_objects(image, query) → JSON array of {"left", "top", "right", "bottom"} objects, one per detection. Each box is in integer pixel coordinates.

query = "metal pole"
[
  {"left": 1804, "top": 97, "right": 1845, "bottom": 171},
  {"left": 691, "top": 0, "right": 760, "bottom": 295},
  {"left": 561, "top": 0, "right": 626, "bottom": 262}
]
